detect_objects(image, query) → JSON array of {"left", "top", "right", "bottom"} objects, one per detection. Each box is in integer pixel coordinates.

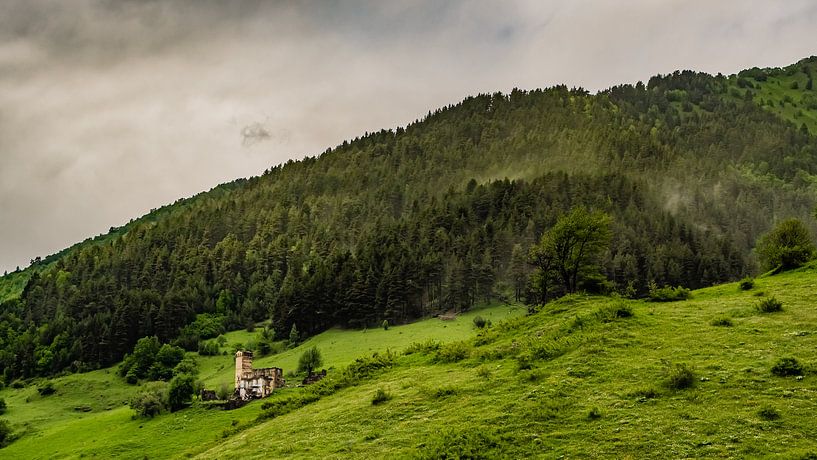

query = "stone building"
[{"left": 234, "top": 350, "right": 285, "bottom": 400}]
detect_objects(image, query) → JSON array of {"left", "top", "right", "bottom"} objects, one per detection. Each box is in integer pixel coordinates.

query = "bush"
[
  {"left": 755, "top": 218, "right": 816, "bottom": 272},
  {"left": 757, "top": 296, "right": 783, "bottom": 313},
  {"left": 0, "top": 397, "right": 6, "bottom": 415},
  {"left": 173, "top": 357, "right": 199, "bottom": 376},
  {"left": 771, "top": 357, "right": 804, "bottom": 377},
  {"left": 739, "top": 277, "right": 755, "bottom": 290},
  {"left": 476, "top": 366, "right": 491, "bottom": 379},
  {"left": 711, "top": 317, "right": 733, "bottom": 327},
  {"left": 435, "top": 342, "right": 471, "bottom": 363},
  {"left": 629, "top": 387, "right": 659, "bottom": 401},
  {"left": 167, "top": 373, "right": 197, "bottom": 411},
  {"left": 37, "top": 381, "right": 56, "bottom": 396},
  {"left": 758, "top": 406, "right": 781, "bottom": 421},
  {"left": 403, "top": 340, "right": 440, "bottom": 356},
  {"left": 473, "top": 316, "right": 487, "bottom": 329},
  {"left": 382, "top": 320, "right": 389, "bottom": 331},
  {"left": 648, "top": 282, "right": 691, "bottom": 302},
  {"left": 371, "top": 388, "right": 392, "bottom": 405},
  {"left": 197, "top": 340, "right": 220, "bottom": 356},
  {"left": 665, "top": 363, "right": 695, "bottom": 390},
  {"left": 416, "top": 428, "right": 499, "bottom": 460},
  {"left": 431, "top": 386, "right": 458, "bottom": 398},
  {"left": 587, "top": 407, "right": 602, "bottom": 420},
  {"left": 129, "top": 383, "right": 168, "bottom": 418},
  {"left": 597, "top": 303, "right": 634, "bottom": 321},
  {"left": 217, "top": 383, "right": 232, "bottom": 401},
  {"left": 0, "top": 419, "right": 12, "bottom": 447}
]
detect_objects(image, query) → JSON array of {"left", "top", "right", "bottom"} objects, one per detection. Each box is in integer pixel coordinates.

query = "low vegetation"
[
  {"left": 757, "top": 296, "right": 784, "bottom": 313},
  {"left": 648, "top": 283, "right": 692, "bottom": 302},
  {"left": 771, "top": 357, "right": 805, "bottom": 377}
]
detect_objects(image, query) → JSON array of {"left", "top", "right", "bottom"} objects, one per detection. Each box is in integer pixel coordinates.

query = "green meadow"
[
  {"left": 3, "top": 266, "right": 817, "bottom": 458},
  {"left": 0, "top": 303, "right": 523, "bottom": 459}
]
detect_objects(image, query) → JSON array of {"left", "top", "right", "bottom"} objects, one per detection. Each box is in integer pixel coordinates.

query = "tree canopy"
[{"left": 755, "top": 218, "right": 815, "bottom": 272}]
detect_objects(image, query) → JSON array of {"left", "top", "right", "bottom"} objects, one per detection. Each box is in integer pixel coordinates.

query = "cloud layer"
[{"left": 1, "top": 0, "right": 816, "bottom": 272}]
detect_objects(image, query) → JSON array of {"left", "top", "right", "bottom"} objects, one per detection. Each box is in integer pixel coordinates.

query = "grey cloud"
[{"left": 1, "top": 0, "right": 816, "bottom": 272}]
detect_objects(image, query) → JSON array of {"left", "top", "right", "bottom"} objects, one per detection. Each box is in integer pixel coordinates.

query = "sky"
[{"left": 0, "top": 0, "right": 816, "bottom": 273}]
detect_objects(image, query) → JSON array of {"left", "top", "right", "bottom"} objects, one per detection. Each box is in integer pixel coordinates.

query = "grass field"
[
  {"left": 196, "top": 265, "right": 817, "bottom": 459},
  {"left": 3, "top": 265, "right": 817, "bottom": 458},
  {"left": 0, "top": 303, "right": 524, "bottom": 459}
]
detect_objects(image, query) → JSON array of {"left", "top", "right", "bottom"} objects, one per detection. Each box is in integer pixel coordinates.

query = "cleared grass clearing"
[{"left": 199, "top": 303, "right": 524, "bottom": 388}]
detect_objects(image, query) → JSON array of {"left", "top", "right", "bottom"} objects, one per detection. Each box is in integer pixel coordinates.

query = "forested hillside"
[{"left": 1, "top": 57, "right": 817, "bottom": 382}]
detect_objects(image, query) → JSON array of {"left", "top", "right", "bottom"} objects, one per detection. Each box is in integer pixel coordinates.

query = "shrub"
[
  {"left": 711, "top": 317, "right": 733, "bottom": 327},
  {"left": 129, "top": 383, "right": 168, "bottom": 418},
  {"left": 587, "top": 407, "right": 602, "bottom": 420},
  {"left": 167, "top": 373, "right": 196, "bottom": 411},
  {"left": 173, "top": 357, "right": 199, "bottom": 376},
  {"left": 416, "top": 428, "right": 499, "bottom": 460},
  {"left": 216, "top": 383, "right": 232, "bottom": 401},
  {"left": 382, "top": 320, "right": 389, "bottom": 331},
  {"left": 197, "top": 340, "right": 220, "bottom": 356},
  {"left": 476, "top": 366, "right": 491, "bottom": 379},
  {"left": 473, "top": 316, "right": 487, "bottom": 329},
  {"left": 757, "top": 296, "right": 783, "bottom": 313},
  {"left": 0, "top": 397, "right": 6, "bottom": 415},
  {"left": 435, "top": 342, "right": 471, "bottom": 363},
  {"left": 665, "top": 363, "right": 695, "bottom": 390},
  {"left": 371, "top": 388, "right": 392, "bottom": 405},
  {"left": 648, "top": 283, "right": 691, "bottom": 302},
  {"left": 0, "top": 419, "right": 12, "bottom": 447},
  {"left": 758, "top": 406, "right": 781, "bottom": 421},
  {"left": 403, "top": 340, "right": 440, "bottom": 356},
  {"left": 629, "top": 387, "right": 659, "bottom": 401},
  {"left": 771, "top": 357, "right": 804, "bottom": 377},
  {"left": 431, "top": 386, "right": 458, "bottom": 398},
  {"left": 739, "top": 277, "right": 755, "bottom": 290},
  {"left": 597, "top": 303, "right": 634, "bottom": 321},
  {"left": 37, "top": 381, "right": 56, "bottom": 396}
]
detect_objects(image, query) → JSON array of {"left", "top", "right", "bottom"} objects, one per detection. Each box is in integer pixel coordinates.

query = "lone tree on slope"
[
  {"left": 297, "top": 346, "right": 323, "bottom": 375},
  {"left": 755, "top": 218, "right": 815, "bottom": 272},
  {"left": 530, "top": 206, "right": 612, "bottom": 298}
]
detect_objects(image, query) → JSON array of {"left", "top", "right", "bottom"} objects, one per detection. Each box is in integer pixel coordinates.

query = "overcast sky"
[{"left": 0, "top": 0, "right": 815, "bottom": 273}]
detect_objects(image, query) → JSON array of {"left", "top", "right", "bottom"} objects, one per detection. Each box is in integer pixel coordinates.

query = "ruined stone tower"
[{"left": 235, "top": 350, "right": 254, "bottom": 389}]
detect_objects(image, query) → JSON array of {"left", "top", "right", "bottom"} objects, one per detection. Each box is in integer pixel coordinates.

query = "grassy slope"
[
  {"left": 0, "top": 303, "right": 523, "bottom": 459},
  {"left": 4, "top": 268, "right": 817, "bottom": 458},
  {"left": 730, "top": 57, "right": 817, "bottom": 134},
  {"left": 197, "top": 266, "right": 817, "bottom": 459}
]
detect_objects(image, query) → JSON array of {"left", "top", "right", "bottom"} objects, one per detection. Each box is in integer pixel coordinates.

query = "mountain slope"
[
  {"left": 2, "top": 58, "right": 817, "bottom": 382},
  {"left": 2, "top": 267, "right": 816, "bottom": 458},
  {"left": 192, "top": 265, "right": 817, "bottom": 459}
]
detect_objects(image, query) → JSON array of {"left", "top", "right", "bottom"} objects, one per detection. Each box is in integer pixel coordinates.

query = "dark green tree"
[
  {"left": 755, "top": 218, "right": 815, "bottom": 272},
  {"left": 541, "top": 207, "right": 612, "bottom": 294},
  {"left": 167, "top": 373, "right": 196, "bottom": 411},
  {"left": 297, "top": 346, "right": 323, "bottom": 375}
]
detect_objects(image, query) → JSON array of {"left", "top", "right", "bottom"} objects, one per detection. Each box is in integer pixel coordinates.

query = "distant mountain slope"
[{"left": 2, "top": 57, "right": 817, "bottom": 381}]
